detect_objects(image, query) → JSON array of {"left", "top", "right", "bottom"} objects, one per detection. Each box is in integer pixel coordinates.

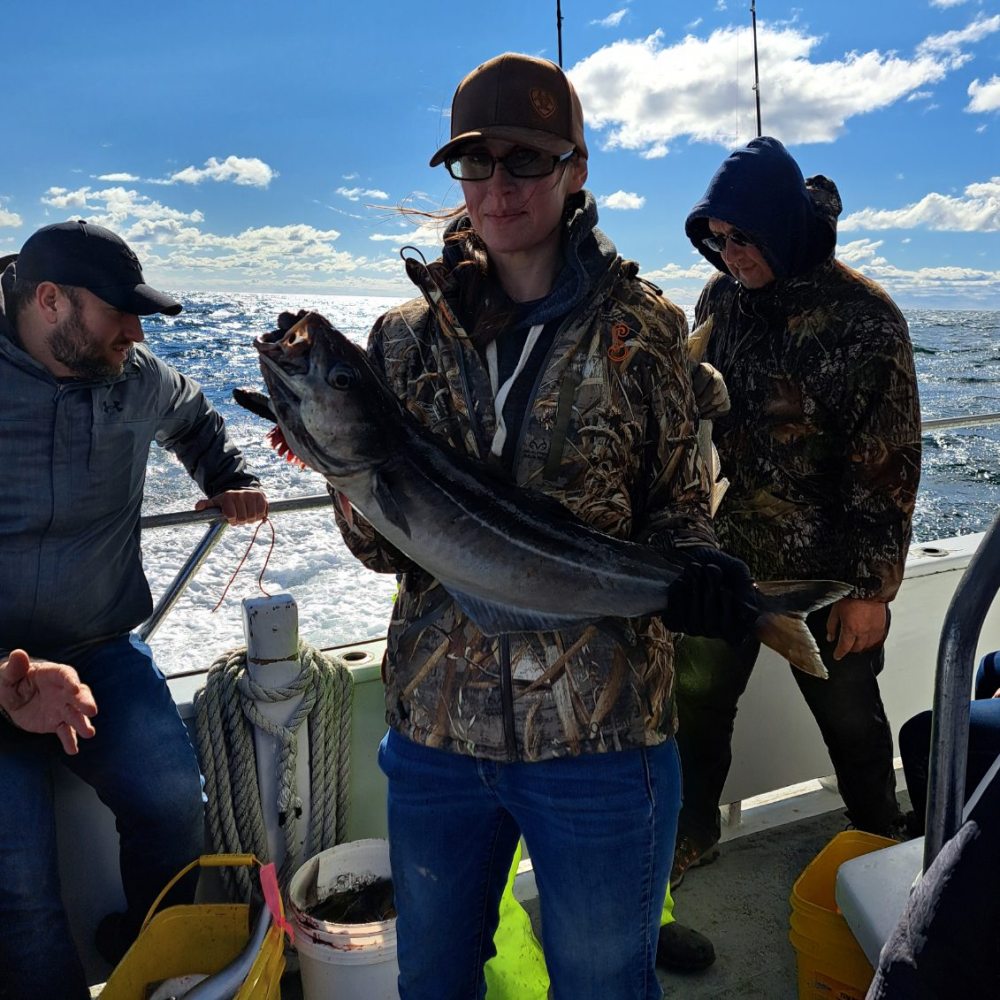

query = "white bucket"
[{"left": 288, "top": 838, "right": 398, "bottom": 1000}]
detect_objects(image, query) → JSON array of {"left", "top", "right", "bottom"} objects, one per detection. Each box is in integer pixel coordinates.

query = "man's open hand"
[{"left": 0, "top": 650, "right": 97, "bottom": 754}]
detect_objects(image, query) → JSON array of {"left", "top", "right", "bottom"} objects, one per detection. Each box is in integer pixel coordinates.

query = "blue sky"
[{"left": 3, "top": 0, "right": 998, "bottom": 308}]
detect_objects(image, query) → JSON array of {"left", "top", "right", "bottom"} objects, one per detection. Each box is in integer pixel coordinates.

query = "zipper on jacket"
[
  {"left": 499, "top": 635, "right": 518, "bottom": 760},
  {"left": 514, "top": 257, "right": 622, "bottom": 474}
]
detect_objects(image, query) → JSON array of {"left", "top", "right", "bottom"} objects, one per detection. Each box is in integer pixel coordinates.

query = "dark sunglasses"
[
  {"left": 445, "top": 147, "right": 576, "bottom": 181},
  {"left": 702, "top": 229, "right": 756, "bottom": 253}
]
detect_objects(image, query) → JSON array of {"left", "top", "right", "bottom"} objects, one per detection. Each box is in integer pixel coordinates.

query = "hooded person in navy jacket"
[{"left": 670, "top": 137, "right": 922, "bottom": 887}]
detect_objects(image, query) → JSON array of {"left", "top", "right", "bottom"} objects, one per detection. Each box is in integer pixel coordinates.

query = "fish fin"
[
  {"left": 448, "top": 589, "right": 590, "bottom": 636},
  {"left": 752, "top": 579, "right": 853, "bottom": 679},
  {"left": 697, "top": 420, "right": 729, "bottom": 517},
  {"left": 373, "top": 471, "right": 411, "bottom": 538},
  {"left": 688, "top": 317, "right": 714, "bottom": 363},
  {"left": 232, "top": 387, "right": 276, "bottom": 422}
]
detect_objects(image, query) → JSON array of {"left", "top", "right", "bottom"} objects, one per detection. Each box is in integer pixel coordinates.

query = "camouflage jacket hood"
[
  {"left": 334, "top": 193, "right": 716, "bottom": 762},
  {"left": 697, "top": 258, "right": 921, "bottom": 601}
]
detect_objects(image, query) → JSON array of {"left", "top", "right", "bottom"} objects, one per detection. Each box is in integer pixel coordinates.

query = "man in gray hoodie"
[{"left": 0, "top": 221, "right": 268, "bottom": 1000}]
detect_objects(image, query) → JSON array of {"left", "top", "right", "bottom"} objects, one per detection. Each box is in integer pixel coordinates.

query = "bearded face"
[{"left": 47, "top": 289, "right": 138, "bottom": 378}]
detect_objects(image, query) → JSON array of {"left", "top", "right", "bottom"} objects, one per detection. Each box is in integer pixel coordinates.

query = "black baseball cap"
[{"left": 15, "top": 220, "right": 182, "bottom": 316}]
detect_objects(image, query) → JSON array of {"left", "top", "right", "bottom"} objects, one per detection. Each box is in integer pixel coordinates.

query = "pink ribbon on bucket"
[{"left": 260, "top": 862, "right": 295, "bottom": 944}]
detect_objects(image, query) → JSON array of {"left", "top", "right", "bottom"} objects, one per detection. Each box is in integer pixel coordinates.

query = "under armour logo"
[{"left": 102, "top": 400, "right": 123, "bottom": 414}]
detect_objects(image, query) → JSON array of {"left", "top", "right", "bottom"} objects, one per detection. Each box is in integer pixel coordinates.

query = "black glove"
[{"left": 661, "top": 547, "right": 759, "bottom": 644}]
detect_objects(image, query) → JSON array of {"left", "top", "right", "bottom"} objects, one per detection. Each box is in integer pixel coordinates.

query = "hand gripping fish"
[{"left": 240, "top": 312, "right": 849, "bottom": 678}]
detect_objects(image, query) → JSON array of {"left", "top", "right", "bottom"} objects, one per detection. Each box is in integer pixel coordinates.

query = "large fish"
[{"left": 241, "top": 312, "right": 849, "bottom": 678}]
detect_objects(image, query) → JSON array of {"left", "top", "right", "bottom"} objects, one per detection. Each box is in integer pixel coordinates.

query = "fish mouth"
[
  {"left": 258, "top": 350, "right": 308, "bottom": 401},
  {"left": 254, "top": 313, "right": 318, "bottom": 384}
]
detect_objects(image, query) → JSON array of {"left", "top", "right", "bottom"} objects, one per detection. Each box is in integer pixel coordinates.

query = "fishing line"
[{"left": 211, "top": 517, "right": 276, "bottom": 611}]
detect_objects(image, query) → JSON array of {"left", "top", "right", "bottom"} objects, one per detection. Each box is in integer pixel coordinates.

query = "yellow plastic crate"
[{"left": 100, "top": 854, "right": 285, "bottom": 1000}]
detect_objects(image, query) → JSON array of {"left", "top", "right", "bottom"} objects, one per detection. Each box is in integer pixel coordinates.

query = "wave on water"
[{"left": 138, "top": 295, "right": 1000, "bottom": 674}]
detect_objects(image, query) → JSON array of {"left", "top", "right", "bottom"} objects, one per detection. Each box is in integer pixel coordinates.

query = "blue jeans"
[
  {"left": 899, "top": 651, "right": 1000, "bottom": 829},
  {"left": 0, "top": 635, "right": 205, "bottom": 1000},
  {"left": 379, "top": 728, "right": 680, "bottom": 1000}
]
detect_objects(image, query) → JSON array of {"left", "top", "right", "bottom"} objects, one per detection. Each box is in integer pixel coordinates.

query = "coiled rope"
[{"left": 194, "top": 641, "right": 353, "bottom": 899}]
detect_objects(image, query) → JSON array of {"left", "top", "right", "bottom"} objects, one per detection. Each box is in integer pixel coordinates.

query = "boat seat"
[{"left": 836, "top": 751, "right": 1000, "bottom": 966}]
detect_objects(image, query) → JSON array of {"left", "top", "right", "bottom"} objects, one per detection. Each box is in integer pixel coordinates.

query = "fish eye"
[{"left": 329, "top": 362, "right": 359, "bottom": 391}]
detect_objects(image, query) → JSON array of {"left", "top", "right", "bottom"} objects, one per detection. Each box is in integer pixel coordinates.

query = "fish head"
[{"left": 255, "top": 311, "right": 391, "bottom": 479}]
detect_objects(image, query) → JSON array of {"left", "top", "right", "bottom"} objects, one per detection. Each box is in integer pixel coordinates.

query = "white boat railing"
[{"left": 922, "top": 412, "right": 1000, "bottom": 432}]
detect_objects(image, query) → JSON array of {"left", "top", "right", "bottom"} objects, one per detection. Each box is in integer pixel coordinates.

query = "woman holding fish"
[{"left": 326, "top": 53, "right": 762, "bottom": 1000}]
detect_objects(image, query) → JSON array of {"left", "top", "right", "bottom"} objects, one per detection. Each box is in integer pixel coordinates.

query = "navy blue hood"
[{"left": 685, "top": 136, "right": 841, "bottom": 282}]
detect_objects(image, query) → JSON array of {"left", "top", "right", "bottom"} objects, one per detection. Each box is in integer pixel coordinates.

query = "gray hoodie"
[{"left": 0, "top": 272, "right": 259, "bottom": 661}]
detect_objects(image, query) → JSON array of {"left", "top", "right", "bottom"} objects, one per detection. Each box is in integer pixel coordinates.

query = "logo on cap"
[{"left": 530, "top": 88, "right": 557, "bottom": 119}]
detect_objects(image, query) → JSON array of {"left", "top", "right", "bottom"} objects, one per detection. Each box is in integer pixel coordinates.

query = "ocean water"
[{"left": 137, "top": 295, "right": 1000, "bottom": 675}]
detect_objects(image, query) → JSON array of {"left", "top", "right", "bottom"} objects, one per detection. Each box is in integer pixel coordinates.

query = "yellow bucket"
[
  {"left": 788, "top": 830, "right": 897, "bottom": 1000},
  {"left": 99, "top": 854, "right": 286, "bottom": 1000}
]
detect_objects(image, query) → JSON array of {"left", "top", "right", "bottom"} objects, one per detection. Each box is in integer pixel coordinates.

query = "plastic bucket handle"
[{"left": 139, "top": 854, "right": 261, "bottom": 933}]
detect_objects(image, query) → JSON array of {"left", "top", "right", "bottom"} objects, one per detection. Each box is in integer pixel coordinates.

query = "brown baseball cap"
[{"left": 430, "top": 53, "right": 588, "bottom": 167}]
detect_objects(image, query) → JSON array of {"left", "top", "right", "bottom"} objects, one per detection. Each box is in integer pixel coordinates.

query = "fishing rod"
[
  {"left": 751, "top": 0, "right": 763, "bottom": 136},
  {"left": 556, "top": 0, "right": 564, "bottom": 67}
]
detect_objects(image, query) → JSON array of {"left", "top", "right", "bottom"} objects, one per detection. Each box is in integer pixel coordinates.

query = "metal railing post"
[
  {"left": 138, "top": 521, "right": 229, "bottom": 643},
  {"left": 137, "top": 492, "right": 333, "bottom": 644},
  {"left": 924, "top": 512, "right": 1000, "bottom": 869}
]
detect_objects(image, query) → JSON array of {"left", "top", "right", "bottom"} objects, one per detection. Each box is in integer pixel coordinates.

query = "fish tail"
[{"left": 752, "top": 580, "right": 853, "bottom": 679}]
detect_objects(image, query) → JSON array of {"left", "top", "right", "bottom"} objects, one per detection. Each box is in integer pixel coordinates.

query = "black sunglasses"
[
  {"left": 702, "top": 229, "right": 756, "bottom": 253},
  {"left": 445, "top": 147, "right": 576, "bottom": 181}
]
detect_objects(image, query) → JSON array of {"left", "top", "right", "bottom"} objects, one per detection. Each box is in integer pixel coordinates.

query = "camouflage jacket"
[
  {"left": 335, "top": 218, "right": 715, "bottom": 762},
  {"left": 699, "top": 259, "right": 921, "bottom": 600}
]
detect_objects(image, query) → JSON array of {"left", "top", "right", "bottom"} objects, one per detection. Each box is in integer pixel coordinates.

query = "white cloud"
[
  {"left": 592, "top": 9, "right": 628, "bottom": 28},
  {"left": 336, "top": 186, "right": 390, "bottom": 202},
  {"left": 29, "top": 182, "right": 405, "bottom": 290},
  {"left": 0, "top": 208, "right": 21, "bottom": 228},
  {"left": 917, "top": 13, "right": 1000, "bottom": 54},
  {"left": 369, "top": 217, "right": 447, "bottom": 248},
  {"left": 840, "top": 176, "right": 1000, "bottom": 232},
  {"left": 597, "top": 190, "right": 646, "bottom": 210},
  {"left": 42, "top": 186, "right": 91, "bottom": 210},
  {"left": 641, "top": 260, "right": 715, "bottom": 283},
  {"left": 968, "top": 76, "right": 1000, "bottom": 113},
  {"left": 930, "top": 0, "right": 970, "bottom": 8},
  {"left": 96, "top": 172, "right": 140, "bottom": 182},
  {"left": 835, "top": 236, "right": 1000, "bottom": 303},
  {"left": 906, "top": 91, "right": 934, "bottom": 102},
  {"left": 569, "top": 18, "right": 997, "bottom": 153},
  {"left": 168, "top": 156, "right": 277, "bottom": 188},
  {"left": 41, "top": 186, "right": 205, "bottom": 231}
]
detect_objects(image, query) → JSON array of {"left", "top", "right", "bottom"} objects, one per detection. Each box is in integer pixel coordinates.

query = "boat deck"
[
  {"left": 93, "top": 778, "right": 900, "bottom": 999},
  {"left": 653, "top": 784, "right": 865, "bottom": 998},
  {"left": 529, "top": 778, "right": 897, "bottom": 999}
]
